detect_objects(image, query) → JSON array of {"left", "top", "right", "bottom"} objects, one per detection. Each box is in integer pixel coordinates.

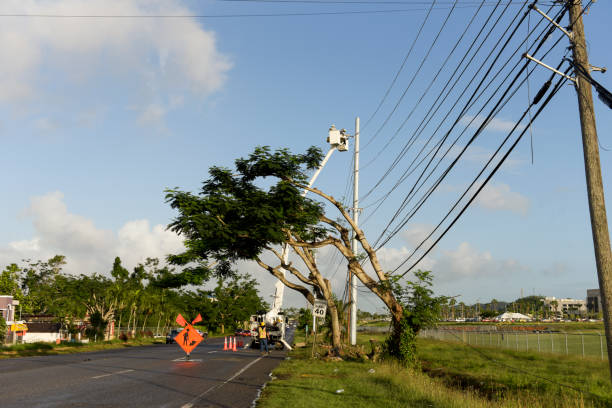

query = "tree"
[
  {"left": 181, "top": 273, "right": 267, "bottom": 334},
  {"left": 297, "top": 308, "right": 312, "bottom": 331},
  {"left": 20, "top": 255, "right": 67, "bottom": 314},
  {"left": 0, "top": 264, "right": 24, "bottom": 300},
  {"left": 166, "top": 146, "right": 408, "bottom": 357},
  {"left": 385, "top": 270, "right": 448, "bottom": 364},
  {"left": 480, "top": 310, "right": 497, "bottom": 319},
  {"left": 0, "top": 315, "right": 6, "bottom": 343}
]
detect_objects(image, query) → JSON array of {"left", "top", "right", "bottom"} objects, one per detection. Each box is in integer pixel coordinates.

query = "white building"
[
  {"left": 495, "top": 312, "right": 532, "bottom": 322},
  {"left": 544, "top": 296, "right": 586, "bottom": 317}
]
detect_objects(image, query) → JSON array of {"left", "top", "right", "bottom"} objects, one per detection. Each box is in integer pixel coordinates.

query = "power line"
[
  {"left": 0, "top": 8, "right": 488, "bottom": 18},
  {"left": 374, "top": 17, "right": 567, "bottom": 249},
  {"left": 360, "top": 0, "right": 523, "bottom": 205},
  {"left": 396, "top": 67, "right": 569, "bottom": 277},
  {"left": 392, "top": 56, "right": 566, "bottom": 271},
  {"left": 371, "top": 0, "right": 537, "bottom": 248},
  {"left": 376, "top": 5, "right": 567, "bottom": 250},
  {"left": 363, "top": 0, "right": 460, "bottom": 149},
  {"left": 220, "top": 0, "right": 538, "bottom": 4},
  {"left": 360, "top": 0, "right": 492, "bottom": 170},
  {"left": 361, "top": 0, "right": 437, "bottom": 132}
]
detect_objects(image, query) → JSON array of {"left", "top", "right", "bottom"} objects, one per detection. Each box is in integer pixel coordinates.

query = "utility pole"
[
  {"left": 350, "top": 116, "right": 360, "bottom": 346},
  {"left": 568, "top": 0, "right": 612, "bottom": 380}
]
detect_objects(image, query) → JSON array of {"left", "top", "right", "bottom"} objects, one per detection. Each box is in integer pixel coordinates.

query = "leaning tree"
[{"left": 166, "top": 146, "right": 410, "bottom": 357}]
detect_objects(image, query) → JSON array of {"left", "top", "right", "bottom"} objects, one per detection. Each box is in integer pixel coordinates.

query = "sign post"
[{"left": 311, "top": 300, "right": 327, "bottom": 357}]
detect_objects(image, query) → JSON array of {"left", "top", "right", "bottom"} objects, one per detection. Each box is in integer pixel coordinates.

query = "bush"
[
  {"left": 384, "top": 270, "right": 448, "bottom": 365},
  {"left": 0, "top": 316, "right": 6, "bottom": 343}
]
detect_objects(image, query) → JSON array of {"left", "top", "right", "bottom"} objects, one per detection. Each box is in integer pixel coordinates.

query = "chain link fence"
[{"left": 421, "top": 328, "right": 608, "bottom": 360}]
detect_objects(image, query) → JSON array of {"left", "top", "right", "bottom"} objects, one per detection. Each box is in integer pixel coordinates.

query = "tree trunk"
[
  {"left": 327, "top": 299, "right": 342, "bottom": 353},
  {"left": 155, "top": 312, "right": 162, "bottom": 336}
]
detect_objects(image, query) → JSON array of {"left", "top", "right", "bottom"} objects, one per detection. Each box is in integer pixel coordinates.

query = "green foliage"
[
  {"left": 181, "top": 273, "right": 267, "bottom": 334},
  {"left": 480, "top": 310, "right": 498, "bottom": 319},
  {"left": 384, "top": 270, "right": 448, "bottom": 365},
  {"left": 0, "top": 315, "right": 6, "bottom": 343},
  {"left": 165, "top": 146, "right": 326, "bottom": 264},
  {"left": 86, "top": 311, "right": 108, "bottom": 341},
  {"left": 0, "top": 264, "right": 24, "bottom": 300},
  {"left": 297, "top": 308, "right": 312, "bottom": 331}
]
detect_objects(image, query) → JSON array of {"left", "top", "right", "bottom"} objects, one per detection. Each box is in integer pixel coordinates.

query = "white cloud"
[
  {"left": 137, "top": 103, "right": 168, "bottom": 126},
  {"left": 461, "top": 114, "right": 526, "bottom": 133},
  {"left": 475, "top": 183, "right": 529, "bottom": 215},
  {"left": 0, "top": 191, "right": 184, "bottom": 275},
  {"left": 0, "top": 0, "right": 231, "bottom": 124},
  {"left": 400, "top": 223, "right": 433, "bottom": 248}
]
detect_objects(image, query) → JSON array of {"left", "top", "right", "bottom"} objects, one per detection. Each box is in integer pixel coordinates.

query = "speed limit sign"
[{"left": 313, "top": 299, "right": 327, "bottom": 319}]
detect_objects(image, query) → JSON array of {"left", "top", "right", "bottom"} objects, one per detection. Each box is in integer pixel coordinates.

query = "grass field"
[
  {"left": 438, "top": 321, "right": 605, "bottom": 333},
  {"left": 423, "top": 328, "right": 608, "bottom": 359},
  {"left": 257, "top": 330, "right": 612, "bottom": 408},
  {"left": 417, "top": 338, "right": 612, "bottom": 407}
]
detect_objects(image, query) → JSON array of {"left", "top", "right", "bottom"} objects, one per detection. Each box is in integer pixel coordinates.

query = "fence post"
[
  {"left": 526, "top": 332, "right": 528, "bottom": 352},
  {"left": 565, "top": 333, "right": 568, "bottom": 355},
  {"left": 551, "top": 332, "right": 554, "bottom": 353},
  {"left": 489, "top": 331, "right": 492, "bottom": 346},
  {"left": 516, "top": 332, "right": 519, "bottom": 351},
  {"left": 537, "top": 332, "right": 540, "bottom": 352},
  {"left": 581, "top": 333, "right": 585, "bottom": 358}
]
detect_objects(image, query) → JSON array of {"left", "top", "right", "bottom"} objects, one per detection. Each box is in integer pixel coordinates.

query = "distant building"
[
  {"left": 543, "top": 296, "right": 586, "bottom": 317},
  {"left": 0, "top": 295, "right": 18, "bottom": 323},
  {"left": 587, "top": 289, "right": 602, "bottom": 315},
  {"left": 495, "top": 312, "right": 532, "bottom": 322}
]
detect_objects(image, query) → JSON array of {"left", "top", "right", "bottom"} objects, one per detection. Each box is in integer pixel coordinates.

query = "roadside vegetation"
[
  {"left": 258, "top": 330, "right": 612, "bottom": 408},
  {"left": 0, "top": 336, "right": 164, "bottom": 359},
  {"left": 1, "top": 255, "right": 268, "bottom": 345}
]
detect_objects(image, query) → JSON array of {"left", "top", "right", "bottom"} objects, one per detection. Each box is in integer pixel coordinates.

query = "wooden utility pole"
[{"left": 568, "top": 0, "right": 612, "bottom": 379}]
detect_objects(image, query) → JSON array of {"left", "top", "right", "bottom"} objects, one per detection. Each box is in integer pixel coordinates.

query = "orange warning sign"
[{"left": 174, "top": 323, "right": 203, "bottom": 355}]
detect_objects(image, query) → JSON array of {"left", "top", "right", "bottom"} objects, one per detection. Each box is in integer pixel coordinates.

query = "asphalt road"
[{"left": 0, "top": 337, "right": 286, "bottom": 408}]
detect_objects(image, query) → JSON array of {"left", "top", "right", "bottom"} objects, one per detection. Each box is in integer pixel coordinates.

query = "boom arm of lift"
[{"left": 264, "top": 146, "right": 338, "bottom": 348}]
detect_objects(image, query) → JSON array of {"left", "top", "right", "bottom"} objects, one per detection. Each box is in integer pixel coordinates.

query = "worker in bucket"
[{"left": 258, "top": 321, "right": 270, "bottom": 355}]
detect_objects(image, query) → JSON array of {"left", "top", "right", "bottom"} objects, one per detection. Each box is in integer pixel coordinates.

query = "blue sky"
[{"left": 0, "top": 0, "right": 610, "bottom": 312}]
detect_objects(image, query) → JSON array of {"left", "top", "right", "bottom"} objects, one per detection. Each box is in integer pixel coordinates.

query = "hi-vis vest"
[{"left": 258, "top": 326, "right": 267, "bottom": 339}]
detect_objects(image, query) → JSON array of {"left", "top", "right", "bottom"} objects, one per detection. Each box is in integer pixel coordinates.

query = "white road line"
[
  {"left": 91, "top": 369, "right": 134, "bottom": 379},
  {"left": 180, "top": 357, "right": 263, "bottom": 408}
]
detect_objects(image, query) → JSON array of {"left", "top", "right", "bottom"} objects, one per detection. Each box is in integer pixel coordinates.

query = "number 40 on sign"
[{"left": 313, "top": 300, "right": 327, "bottom": 319}]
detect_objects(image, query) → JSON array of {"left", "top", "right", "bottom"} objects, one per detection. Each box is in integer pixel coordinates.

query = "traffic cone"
[
  {"left": 232, "top": 336, "right": 237, "bottom": 352},
  {"left": 223, "top": 336, "right": 227, "bottom": 351}
]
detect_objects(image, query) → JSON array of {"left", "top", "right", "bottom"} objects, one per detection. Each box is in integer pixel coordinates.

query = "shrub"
[
  {"left": 0, "top": 316, "right": 6, "bottom": 343},
  {"left": 384, "top": 270, "right": 448, "bottom": 365}
]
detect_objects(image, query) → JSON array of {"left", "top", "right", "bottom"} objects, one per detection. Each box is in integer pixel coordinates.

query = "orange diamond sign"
[{"left": 174, "top": 323, "right": 203, "bottom": 355}]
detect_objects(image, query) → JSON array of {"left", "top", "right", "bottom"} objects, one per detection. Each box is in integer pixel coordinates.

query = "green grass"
[
  {"left": 257, "top": 331, "right": 611, "bottom": 408},
  {"left": 439, "top": 321, "right": 605, "bottom": 333},
  {"left": 259, "top": 345, "right": 504, "bottom": 408},
  {"left": 0, "top": 337, "right": 163, "bottom": 358},
  {"left": 417, "top": 337, "right": 612, "bottom": 407},
  {"left": 424, "top": 328, "right": 608, "bottom": 359}
]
